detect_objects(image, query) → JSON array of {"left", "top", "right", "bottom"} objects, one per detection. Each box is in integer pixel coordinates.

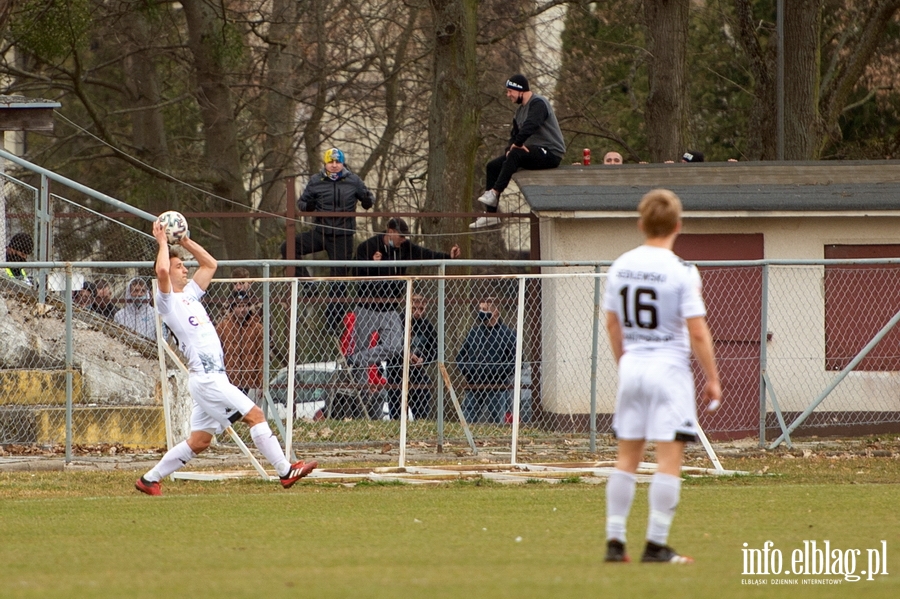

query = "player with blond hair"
[{"left": 602, "top": 189, "right": 721, "bottom": 563}]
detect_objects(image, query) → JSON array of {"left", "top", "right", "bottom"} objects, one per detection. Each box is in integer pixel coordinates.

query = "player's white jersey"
[
  {"left": 603, "top": 245, "right": 706, "bottom": 366},
  {"left": 156, "top": 280, "right": 225, "bottom": 375}
]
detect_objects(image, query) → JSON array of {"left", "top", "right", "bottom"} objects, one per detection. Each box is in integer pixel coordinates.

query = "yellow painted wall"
[
  {"left": 0, "top": 370, "right": 84, "bottom": 405},
  {"left": 35, "top": 406, "right": 165, "bottom": 447}
]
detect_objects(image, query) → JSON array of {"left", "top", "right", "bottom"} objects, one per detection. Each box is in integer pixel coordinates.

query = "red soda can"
[{"left": 583, "top": 148, "right": 591, "bottom": 165}]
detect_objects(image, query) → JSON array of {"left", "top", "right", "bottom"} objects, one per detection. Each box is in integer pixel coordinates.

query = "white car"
[{"left": 269, "top": 361, "right": 393, "bottom": 420}]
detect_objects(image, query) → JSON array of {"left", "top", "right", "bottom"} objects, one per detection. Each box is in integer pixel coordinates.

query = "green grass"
[{"left": 0, "top": 455, "right": 898, "bottom": 599}]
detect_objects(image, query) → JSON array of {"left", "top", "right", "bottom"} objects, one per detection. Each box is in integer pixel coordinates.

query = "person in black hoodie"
[
  {"left": 349, "top": 218, "right": 459, "bottom": 418},
  {"left": 470, "top": 74, "right": 566, "bottom": 229}
]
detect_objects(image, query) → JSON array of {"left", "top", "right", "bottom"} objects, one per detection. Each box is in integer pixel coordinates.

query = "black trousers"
[
  {"left": 280, "top": 230, "right": 353, "bottom": 333},
  {"left": 484, "top": 146, "right": 562, "bottom": 213},
  {"left": 280, "top": 230, "right": 354, "bottom": 276}
]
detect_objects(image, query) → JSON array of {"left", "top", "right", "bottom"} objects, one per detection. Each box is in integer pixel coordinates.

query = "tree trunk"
[
  {"left": 643, "top": 0, "right": 689, "bottom": 162},
  {"left": 733, "top": 0, "right": 777, "bottom": 160},
  {"left": 121, "top": 3, "right": 174, "bottom": 217},
  {"left": 301, "top": 0, "right": 328, "bottom": 175},
  {"left": 182, "top": 0, "right": 255, "bottom": 259},
  {"left": 424, "top": 0, "right": 480, "bottom": 245},
  {"left": 783, "top": 0, "right": 822, "bottom": 160},
  {"left": 817, "top": 0, "right": 900, "bottom": 156},
  {"left": 258, "top": 0, "right": 301, "bottom": 244}
]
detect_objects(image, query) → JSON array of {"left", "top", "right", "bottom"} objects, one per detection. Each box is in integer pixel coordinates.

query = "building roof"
[
  {"left": 515, "top": 161, "right": 900, "bottom": 215},
  {"left": 0, "top": 95, "right": 61, "bottom": 132}
]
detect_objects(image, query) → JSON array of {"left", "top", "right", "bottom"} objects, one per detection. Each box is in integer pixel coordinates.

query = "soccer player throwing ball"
[
  {"left": 135, "top": 220, "right": 317, "bottom": 495},
  {"left": 602, "top": 189, "right": 721, "bottom": 563}
]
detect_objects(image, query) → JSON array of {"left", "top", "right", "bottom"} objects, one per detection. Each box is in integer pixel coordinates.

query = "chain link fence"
[
  {"left": 5, "top": 260, "right": 900, "bottom": 461},
  {"left": 6, "top": 156, "right": 900, "bottom": 460}
]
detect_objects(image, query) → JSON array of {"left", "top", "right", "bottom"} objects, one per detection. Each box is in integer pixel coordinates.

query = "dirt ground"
[{"left": 2, "top": 434, "right": 896, "bottom": 476}]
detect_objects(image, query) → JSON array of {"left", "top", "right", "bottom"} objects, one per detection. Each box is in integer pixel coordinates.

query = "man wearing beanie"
[
  {"left": 281, "top": 147, "right": 374, "bottom": 274},
  {"left": 280, "top": 147, "right": 375, "bottom": 333},
  {"left": 471, "top": 74, "right": 566, "bottom": 229}
]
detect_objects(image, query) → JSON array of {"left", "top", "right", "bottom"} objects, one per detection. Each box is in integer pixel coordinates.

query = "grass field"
[{"left": 1, "top": 447, "right": 898, "bottom": 599}]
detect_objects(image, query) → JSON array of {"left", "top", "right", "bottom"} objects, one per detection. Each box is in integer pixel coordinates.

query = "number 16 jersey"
[{"left": 603, "top": 245, "right": 707, "bottom": 367}]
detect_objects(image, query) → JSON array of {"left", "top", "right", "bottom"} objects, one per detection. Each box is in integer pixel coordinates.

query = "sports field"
[{"left": 1, "top": 443, "right": 898, "bottom": 599}]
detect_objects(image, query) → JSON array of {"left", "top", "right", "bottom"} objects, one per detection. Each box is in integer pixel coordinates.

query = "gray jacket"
[{"left": 509, "top": 94, "right": 566, "bottom": 158}]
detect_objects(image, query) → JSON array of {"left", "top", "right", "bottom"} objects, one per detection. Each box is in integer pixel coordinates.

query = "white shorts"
[
  {"left": 188, "top": 373, "right": 257, "bottom": 435},
  {"left": 612, "top": 352, "right": 698, "bottom": 443}
]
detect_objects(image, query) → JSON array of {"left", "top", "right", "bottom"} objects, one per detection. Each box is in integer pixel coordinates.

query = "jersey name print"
[{"left": 603, "top": 245, "right": 706, "bottom": 367}]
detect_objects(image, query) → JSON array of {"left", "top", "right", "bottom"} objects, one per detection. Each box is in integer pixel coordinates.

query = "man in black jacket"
[
  {"left": 280, "top": 147, "right": 374, "bottom": 276},
  {"left": 349, "top": 218, "right": 459, "bottom": 418},
  {"left": 455, "top": 297, "right": 517, "bottom": 423},
  {"left": 281, "top": 147, "right": 374, "bottom": 333},
  {"left": 471, "top": 74, "right": 566, "bottom": 229}
]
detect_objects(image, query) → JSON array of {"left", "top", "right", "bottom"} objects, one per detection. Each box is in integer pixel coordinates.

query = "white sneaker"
[
  {"left": 469, "top": 216, "right": 501, "bottom": 229},
  {"left": 477, "top": 190, "right": 499, "bottom": 207}
]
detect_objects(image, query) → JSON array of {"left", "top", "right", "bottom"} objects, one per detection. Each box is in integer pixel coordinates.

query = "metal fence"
[
  {"left": 5, "top": 148, "right": 900, "bottom": 463},
  {"left": 5, "top": 259, "right": 900, "bottom": 463}
]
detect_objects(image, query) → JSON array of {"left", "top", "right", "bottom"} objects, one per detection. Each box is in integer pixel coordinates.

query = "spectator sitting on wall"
[{"left": 470, "top": 74, "right": 566, "bottom": 229}]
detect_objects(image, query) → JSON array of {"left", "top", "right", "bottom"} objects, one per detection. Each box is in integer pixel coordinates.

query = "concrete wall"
[{"left": 538, "top": 214, "right": 900, "bottom": 415}]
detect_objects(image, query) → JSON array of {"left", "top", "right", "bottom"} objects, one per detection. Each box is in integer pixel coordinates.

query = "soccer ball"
[{"left": 157, "top": 211, "right": 188, "bottom": 244}]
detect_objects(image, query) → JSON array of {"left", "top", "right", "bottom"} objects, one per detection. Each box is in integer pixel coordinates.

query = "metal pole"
[
  {"left": 398, "top": 279, "right": 413, "bottom": 467},
  {"left": 758, "top": 263, "right": 769, "bottom": 447},
  {"left": 776, "top": 0, "right": 785, "bottom": 160},
  {"left": 588, "top": 265, "right": 602, "bottom": 453},
  {"left": 436, "top": 264, "right": 446, "bottom": 452},
  {"left": 0, "top": 147, "right": 157, "bottom": 221},
  {"left": 510, "top": 277, "right": 526, "bottom": 465},
  {"left": 284, "top": 279, "right": 299, "bottom": 460},
  {"left": 37, "top": 174, "right": 50, "bottom": 303},
  {"left": 64, "top": 265, "right": 73, "bottom": 464},
  {"left": 262, "top": 263, "right": 271, "bottom": 419},
  {"left": 770, "top": 305, "right": 900, "bottom": 448}
]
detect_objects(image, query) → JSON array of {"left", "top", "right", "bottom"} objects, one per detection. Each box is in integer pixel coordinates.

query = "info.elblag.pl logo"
[{"left": 741, "top": 540, "right": 889, "bottom": 585}]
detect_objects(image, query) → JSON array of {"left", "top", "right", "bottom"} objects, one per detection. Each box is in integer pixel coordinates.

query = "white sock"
[
  {"left": 606, "top": 469, "right": 637, "bottom": 543},
  {"left": 250, "top": 422, "right": 291, "bottom": 477},
  {"left": 144, "top": 440, "right": 196, "bottom": 482},
  {"left": 646, "top": 472, "right": 682, "bottom": 546}
]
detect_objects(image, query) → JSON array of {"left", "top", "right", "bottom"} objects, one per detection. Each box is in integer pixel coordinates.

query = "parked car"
[{"left": 268, "top": 361, "right": 392, "bottom": 420}]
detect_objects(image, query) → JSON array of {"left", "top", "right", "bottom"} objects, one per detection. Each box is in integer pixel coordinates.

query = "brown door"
[
  {"left": 673, "top": 234, "right": 764, "bottom": 439},
  {"left": 824, "top": 245, "right": 900, "bottom": 372}
]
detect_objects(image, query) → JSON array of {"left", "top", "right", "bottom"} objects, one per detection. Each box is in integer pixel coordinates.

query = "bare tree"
[
  {"left": 734, "top": 0, "right": 900, "bottom": 160},
  {"left": 733, "top": 0, "right": 778, "bottom": 160},
  {"left": 643, "top": 0, "right": 690, "bottom": 162},
  {"left": 120, "top": 2, "right": 175, "bottom": 217},
  {"left": 783, "top": 0, "right": 822, "bottom": 160},
  {"left": 181, "top": 1, "right": 256, "bottom": 259},
  {"left": 423, "top": 0, "right": 481, "bottom": 243}
]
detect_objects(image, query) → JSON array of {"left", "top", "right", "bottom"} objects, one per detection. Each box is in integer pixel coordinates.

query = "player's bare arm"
[
  {"left": 152, "top": 221, "right": 172, "bottom": 294},
  {"left": 686, "top": 316, "right": 722, "bottom": 409},
  {"left": 605, "top": 311, "right": 624, "bottom": 364},
  {"left": 178, "top": 235, "right": 217, "bottom": 291}
]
